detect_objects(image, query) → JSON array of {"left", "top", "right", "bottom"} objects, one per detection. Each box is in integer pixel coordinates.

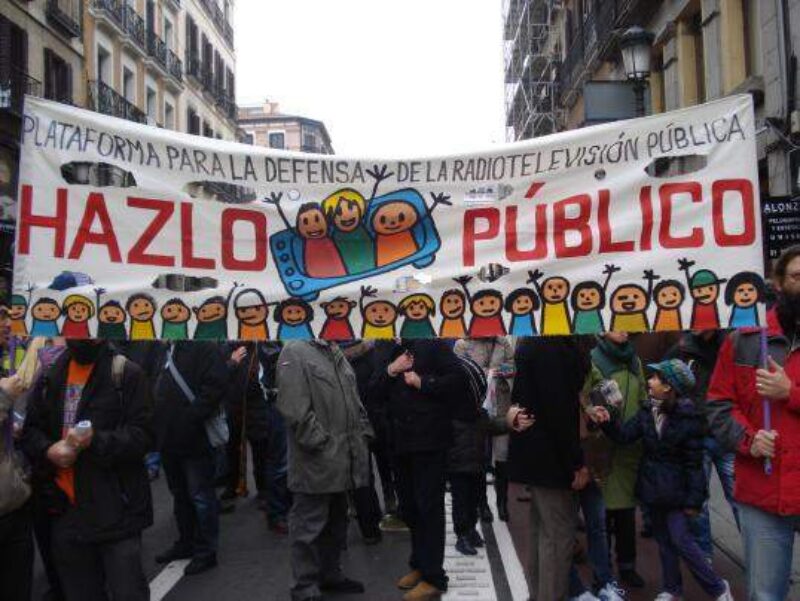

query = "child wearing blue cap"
[{"left": 591, "top": 358, "right": 734, "bottom": 601}]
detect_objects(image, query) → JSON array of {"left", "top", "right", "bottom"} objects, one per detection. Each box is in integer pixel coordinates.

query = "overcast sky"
[{"left": 235, "top": 0, "right": 506, "bottom": 158}]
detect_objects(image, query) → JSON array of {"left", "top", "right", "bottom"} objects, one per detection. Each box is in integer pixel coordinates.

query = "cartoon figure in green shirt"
[
  {"left": 398, "top": 293, "right": 436, "bottom": 338},
  {"left": 161, "top": 298, "right": 192, "bottom": 340},
  {"left": 321, "top": 164, "right": 394, "bottom": 275}
]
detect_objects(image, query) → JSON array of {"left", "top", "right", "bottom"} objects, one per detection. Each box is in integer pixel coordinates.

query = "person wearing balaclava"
[
  {"left": 707, "top": 244, "right": 800, "bottom": 601},
  {"left": 21, "top": 340, "right": 153, "bottom": 601}
]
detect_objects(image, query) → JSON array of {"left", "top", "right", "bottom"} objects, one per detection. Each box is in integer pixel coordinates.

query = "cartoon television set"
[{"left": 270, "top": 188, "right": 442, "bottom": 301}]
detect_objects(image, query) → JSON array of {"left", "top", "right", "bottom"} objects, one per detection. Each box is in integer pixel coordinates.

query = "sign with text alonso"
[{"left": 12, "top": 95, "right": 765, "bottom": 341}]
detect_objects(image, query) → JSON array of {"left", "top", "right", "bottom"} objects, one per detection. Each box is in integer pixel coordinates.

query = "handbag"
[
  {"left": 0, "top": 400, "right": 31, "bottom": 515},
  {"left": 166, "top": 347, "right": 229, "bottom": 448}
]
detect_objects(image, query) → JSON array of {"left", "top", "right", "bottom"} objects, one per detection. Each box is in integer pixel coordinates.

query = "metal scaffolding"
[{"left": 503, "top": 0, "right": 561, "bottom": 141}]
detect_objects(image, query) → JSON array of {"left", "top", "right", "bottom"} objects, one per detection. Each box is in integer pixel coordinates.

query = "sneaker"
[
  {"left": 455, "top": 536, "right": 478, "bottom": 556},
  {"left": 268, "top": 518, "right": 289, "bottom": 535},
  {"left": 396, "top": 570, "right": 422, "bottom": 590},
  {"left": 619, "top": 569, "right": 645, "bottom": 589},
  {"left": 380, "top": 513, "right": 409, "bottom": 532},
  {"left": 320, "top": 577, "right": 365, "bottom": 594},
  {"left": 466, "top": 529, "right": 484, "bottom": 548},
  {"left": 570, "top": 592, "right": 600, "bottom": 601},
  {"left": 155, "top": 544, "right": 193, "bottom": 564},
  {"left": 183, "top": 554, "right": 217, "bottom": 576},
  {"left": 653, "top": 593, "right": 682, "bottom": 601},
  {"left": 598, "top": 581, "right": 626, "bottom": 601},
  {"left": 715, "top": 580, "right": 733, "bottom": 601}
]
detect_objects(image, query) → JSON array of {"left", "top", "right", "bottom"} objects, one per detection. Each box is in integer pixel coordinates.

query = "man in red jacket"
[{"left": 707, "top": 245, "right": 800, "bottom": 601}]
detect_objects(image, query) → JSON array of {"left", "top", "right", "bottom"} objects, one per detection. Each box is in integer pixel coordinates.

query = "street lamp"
[{"left": 619, "top": 26, "right": 655, "bottom": 117}]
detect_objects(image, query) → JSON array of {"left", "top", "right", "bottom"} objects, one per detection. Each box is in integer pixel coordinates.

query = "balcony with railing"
[
  {"left": 0, "top": 68, "right": 42, "bottom": 115},
  {"left": 199, "top": 0, "right": 234, "bottom": 48},
  {"left": 47, "top": 0, "right": 82, "bottom": 38},
  {"left": 147, "top": 30, "right": 168, "bottom": 71},
  {"left": 186, "top": 55, "right": 201, "bottom": 80},
  {"left": 91, "top": 0, "right": 146, "bottom": 53},
  {"left": 88, "top": 79, "right": 146, "bottom": 123},
  {"left": 166, "top": 50, "right": 183, "bottom": 82},
  {"left": 201, "top": 67, "right": 214, "bottom": 93}
]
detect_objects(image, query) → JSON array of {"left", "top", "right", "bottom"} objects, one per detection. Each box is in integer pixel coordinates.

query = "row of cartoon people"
[
  {"left": 265, "top": 165, "right": 450, "bottom": 279},
  {"left": 11, "top": 261, "right": 765, "bottom": 341}
]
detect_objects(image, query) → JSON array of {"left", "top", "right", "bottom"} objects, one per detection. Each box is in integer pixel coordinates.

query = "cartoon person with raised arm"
[
  {"left": 725, "top": 271, "right": 766, "bottom": 328},
  {"left": 160, "top": 298, "right": 192, "bottom": 340},
  {"left": 319, "top": 296, "right": 357, "bottom": 341},
  {"left": 570, "top": 264, "right": 620, "bottom": 335},
  {"left": 505, "top": 288, "right": 539, "bottom": 337},
  {"left": 29, "top": 297, "right": 61, "bottom": 338},
  {"left": 678, "top": 258, "right": 727, "bottom": 330},
  {"left": 193, "top": 284, "right": 240, "bottom": 341},
  {"left": 127, "top": 293, "right": 157, "bottom": 340},
  {"left": 609, "top": 270, "right": 660, "bottom": 332},
  {"left": 265, "top": 191, "right": 347, "bottom": 279},
  {"left": 528, "top": 269, "right": 571, "bottom": 336},
  {"left": 368, "top": 191, "right": 451, "bottom": 267},
  {"left": 652, "top": 279, "right": 686, "bottom": 332},
  {"left": 455, "top": 276, "right": 507, "bottom": 338},
  {"left": 61, "top": 295, "right": 94, "bottom": 338},
  {"left": 275, "top": 298, "right": 315, "bottom": 340},
  {"left": 359, "top": 285, "right": 398, "bottom": 339},
  {"left": 398, "top": 293, "right": 436, "bottom": 338},
  {"left": 321, "top": 165, "right": 394, "bottom": 274},
  {"left": 438, "top": 288, "right": 467, "bottom": 338},
  {"left": 234, "top": 288, "right": 271, "bottom": 340},
  {"left": 95, "top": 288, "right": 127, "bottom": 339}
]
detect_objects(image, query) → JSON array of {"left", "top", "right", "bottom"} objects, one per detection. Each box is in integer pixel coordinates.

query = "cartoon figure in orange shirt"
[{"left": 366, "top": 191, "right": 451, "bottom": 267}]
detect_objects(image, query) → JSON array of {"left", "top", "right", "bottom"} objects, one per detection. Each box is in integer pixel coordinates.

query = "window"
[
  {"left": 44, "top": 49, "right": 72, "bottom": 103},
  {"left": 122, "top": 67, "right": 135, "bottom": 103},
  {"left": 691, "top": 13, "right": 706, "bottom": 104},
  {"left": 203, "top": 121, "right": 213, "bottom": 138},
  {"left": 164, "top": 18, "right": 173, "bottom": 50},
  {"left": 226, "top": 67, "right": 235, "bottom": 99},
  {"left": 146, "top": 87, "right": 157, "bottom": 123},
  {"left": 269, "top": 132, "right": 285, "bottom": 149},
  {"left": 97, "top": 45, "right": 111, "bottom": 83},
  {"left": 187, "top": 107, "right": 200, "bottom": 134},
  {"left": 164, "top": 101, "right": 175, "bottom": 129}
]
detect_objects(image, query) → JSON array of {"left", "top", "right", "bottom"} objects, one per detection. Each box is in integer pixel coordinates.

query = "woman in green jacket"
[{"left": 581, "top": 331, "right": 647, "bottom": 589}]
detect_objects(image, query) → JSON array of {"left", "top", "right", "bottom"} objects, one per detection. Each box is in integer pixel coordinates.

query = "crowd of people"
[{"left": 0, "top": 245, "right": 799, "bottom": 601}]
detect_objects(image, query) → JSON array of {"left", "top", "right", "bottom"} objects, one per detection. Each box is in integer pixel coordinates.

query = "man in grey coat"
[{"left": 276, "top": 340, "right": 372, "bottom": 601}]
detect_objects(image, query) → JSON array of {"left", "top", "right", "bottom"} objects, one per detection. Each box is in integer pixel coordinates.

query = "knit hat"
[
  {"left": 235, "top": 288, "right": 266, "bottom": 309},
  {"left": 647, "top": 359, "right": 696, "bottom": 396},
  {"left": 690, "top": 269, "right": 726, "bottom": 288}
]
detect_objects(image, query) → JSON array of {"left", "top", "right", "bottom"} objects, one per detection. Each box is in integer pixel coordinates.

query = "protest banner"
[{"left": 11, "top": 94, "right": 764, "bottom": 341}]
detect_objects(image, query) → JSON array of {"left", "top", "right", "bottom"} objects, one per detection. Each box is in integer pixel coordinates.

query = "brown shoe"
[
  {"left": 402, "top": 581, "right": 443, "bottom": 601},
  {"left": 396, "top": 570, "right": 422, "bottom": 590}
]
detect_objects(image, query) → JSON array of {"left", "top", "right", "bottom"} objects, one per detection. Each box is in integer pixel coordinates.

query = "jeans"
[
  {"left": 264, "top": 402, "right": 290, "bottom": 521},
  {"left": 652, "top": 508, "right": 725, "bottom": 597},
  {"left": 569, "top": 481, "right": 614, "bottom": 596},
  {"left": 395, "top": 450, "right": 448, "bottom": 591},
  {"left": 691, "top": 436, "right": 739, "bottom": 558},
  {"left": 739, "top": 502, "right": 800, "bottom": 601},
  {"left": 606, "top": 507, "right": 637, "bottom": 570},
  {"left": 0, "top": 503, "right": 34, "bottom": 601},
  {"left": 52, "top": 510, "right": 148, "bottom": 601},
  {"left": 162, "top": 451, "right": 220, "bottom": 558}
]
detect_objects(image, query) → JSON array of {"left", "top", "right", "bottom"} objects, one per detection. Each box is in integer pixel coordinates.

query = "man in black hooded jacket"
[{"left": 22, "top": 340, "right": 153, "bottom": 601}]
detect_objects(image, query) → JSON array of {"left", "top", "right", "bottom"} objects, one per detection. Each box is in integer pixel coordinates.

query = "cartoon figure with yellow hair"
[
  {"left": 322, "top": 189, "right": 375, "bottom": 274},
  {"left": 61, "top": 294, "right": 95, "bottom": 338},
  {"left": 398, "top": 293, "right": 436, "bottom": 338}
]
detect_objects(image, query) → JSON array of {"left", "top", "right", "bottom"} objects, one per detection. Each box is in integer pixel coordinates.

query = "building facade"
[
  {"left": 503, "top": 0, "right": 798, "bottom": 210},
  {"left": 238, "top": 100, "right": 334, "bottom": 154}
]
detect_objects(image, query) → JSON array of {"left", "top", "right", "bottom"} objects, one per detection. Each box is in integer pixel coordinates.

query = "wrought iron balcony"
[
  {"left": 88, "top": 79, "right": 146, "bottom": 123},
  {"left": 147, "top": 30, "right": 168, "bottom": 71},
  {"left": 199, "top": 0, "right": 234, "bottom": 48},
  {"left": 201, "top": 67, "right": 214, "bottom": 92},
  {"left": 0, "top": 68, "right": 42, "bottom": 115},
  {"left": 123, "top": 4, "right": 146, "bottom": 50},
  {"left": 47, "top": 0, "right": 82, "bottom": 38},
  {"left": 166, "top": 49, "right": 183, "bottom": 81},
  {"left": 186, "top": 55, "right": 201, "bottom": 80},
  {"left": 92, "top": 0, "right": 146, "bottom": 53}
]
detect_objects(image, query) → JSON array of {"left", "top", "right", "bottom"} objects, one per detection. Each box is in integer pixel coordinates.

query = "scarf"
[{"left": 592, "top": 337, "right": 638, "bottom": 378}]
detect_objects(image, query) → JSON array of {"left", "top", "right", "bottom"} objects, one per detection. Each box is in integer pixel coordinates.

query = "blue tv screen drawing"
[{"left": 270, "top": 188, "right": 442, "bottom": 301}]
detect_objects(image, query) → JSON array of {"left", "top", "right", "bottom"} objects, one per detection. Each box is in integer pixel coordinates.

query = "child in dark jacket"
[{"left": 594, "top": 358, "right": 734, "bottom": 601}]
